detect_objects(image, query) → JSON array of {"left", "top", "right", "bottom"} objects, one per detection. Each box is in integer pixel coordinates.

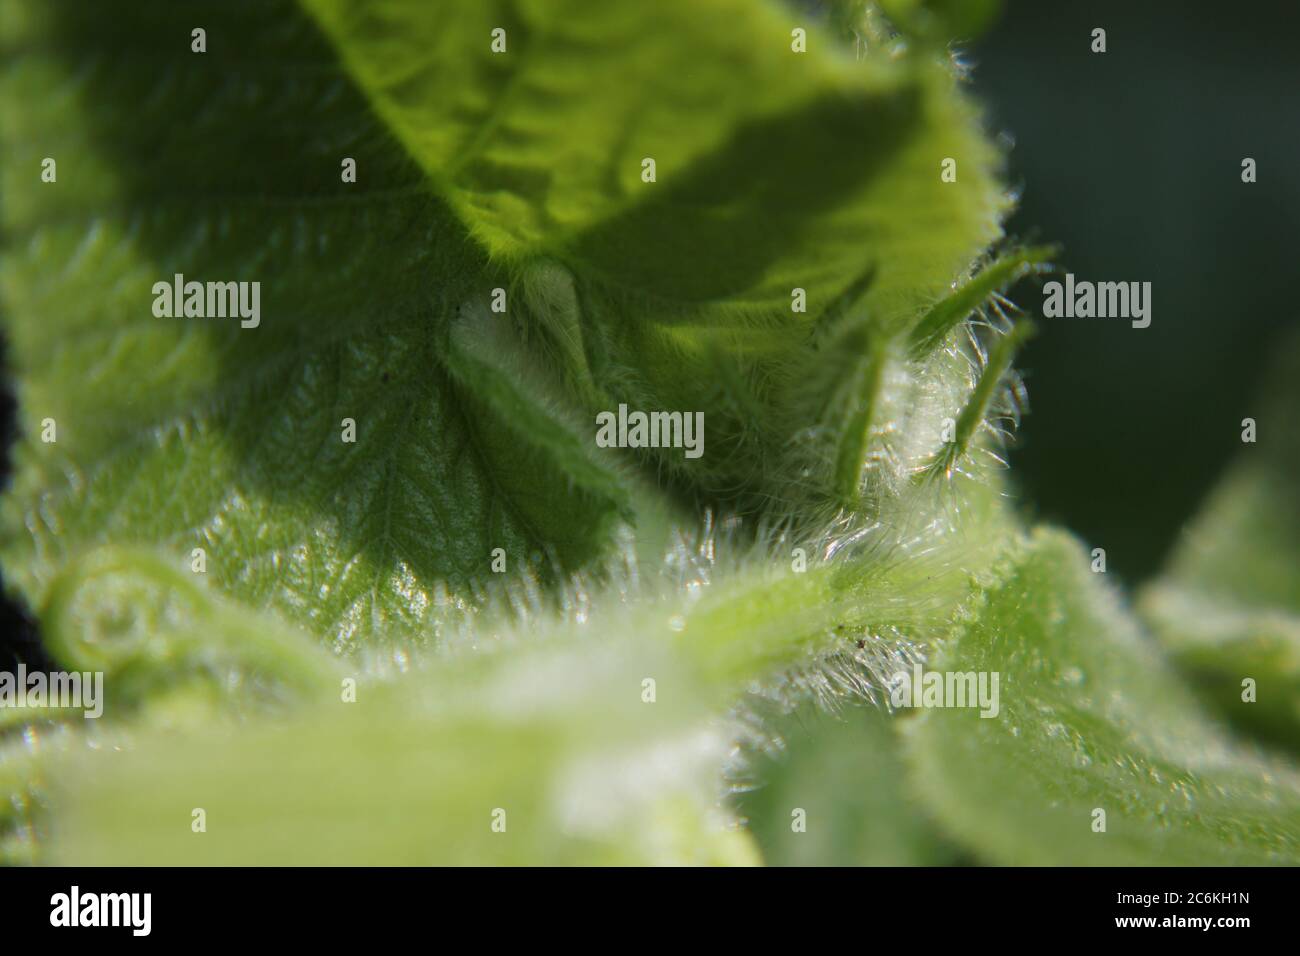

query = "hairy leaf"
[
  {"left": 0, "top": 0, "right": 651, "bottom": 651},
  {"left": 302, "top": 0, "right": 1015, "bottom": 515},
  {"left": 0, "top": 0, "right": 1018, "bottom": 660},
  {"left": 906, "top": 528, "right": 1300, "bottom": 865}
]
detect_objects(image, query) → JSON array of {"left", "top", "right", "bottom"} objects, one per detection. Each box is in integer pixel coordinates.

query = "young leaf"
[
  {"left": 905, "top": 528, "right": 1300, "bottom": 865},
  {"left": 0, "top": 0, "right": 1017, "bottom": 662},
  {"left": 302, "top": 0, "right": 1014, "bottom": 516},
  {"left": 0, "top": 0, "right": 650, "bottom": 651},
  {"left": 31, "top": 477, "right": 1019, "bottom": 864}
]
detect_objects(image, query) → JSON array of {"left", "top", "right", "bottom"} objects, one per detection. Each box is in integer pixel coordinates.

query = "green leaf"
[
  {"left": 735, "top": 700, "right": 962, "bottom": 865},
  {"left": 1, "top": 0, "right": 1017, "bottom": 662},
  {"left": 1140, "top": 331, "right": 1300, "bottom": 752},
  {"left": 0, "top": 0, "right": 651, "bottom": 651},
  {"left": 0, "top": 544, "right": 346, "bottom": 859},
  {"left": 301, "top": 0, "right": 1014, "bottom": 517},
  {"left": 1, "top": 0, "right": 1053, "bottom": 865},
  {"left": 46, "top": 619, "right": 761, "bottom": 865},
  {"left": 32, "top": 483, "right": 1018, "bottom": 864},
  {"left": 905, "top": 527, "right": 1300, "bottom": 865},
  {"left": 36, "top": 545, "right": 343, "bottom": 718}
]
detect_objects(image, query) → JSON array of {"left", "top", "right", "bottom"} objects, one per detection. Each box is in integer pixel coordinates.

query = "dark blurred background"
[
  {"left": 0, "top": 338, "right": 43, "bottom": 671},
  {"left": 972, "top": 0, "right": 1300, "bottom": 581},
  {"left": 2, "top": 0, "right": 1297, "bottom": 666}
]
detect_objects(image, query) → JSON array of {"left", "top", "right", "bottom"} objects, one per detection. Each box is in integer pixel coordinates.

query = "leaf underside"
[
  {"left": 1, "top": 0, "right": 1011, "bottom": 652},
  {"left": 3, "top": 0, "right": 1293, "bottom": 867}
]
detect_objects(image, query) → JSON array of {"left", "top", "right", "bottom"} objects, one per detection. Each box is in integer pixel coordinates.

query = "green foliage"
[
  {"left": 303, "top": 0, "right": 1014, "bottom": 518},
  {"left": 737, "top": 701, "right": 963, "bottom": 865},
  {"left": 1, "top": 0, "right": 1295, "bottom": 865},
  {"left": 906, "top": 529, "right": 1300, "bottom": 865},
  {"left": 47, "top": 624, "right": 761, "bottom": 865},
  {"left": 0, "top": 0, "right": 662, "bottom": 653}
]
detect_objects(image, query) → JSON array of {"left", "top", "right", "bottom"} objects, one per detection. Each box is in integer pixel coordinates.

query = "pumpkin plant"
[{"left": 0, "top": 0, "right": 1296, "bottom": 865}]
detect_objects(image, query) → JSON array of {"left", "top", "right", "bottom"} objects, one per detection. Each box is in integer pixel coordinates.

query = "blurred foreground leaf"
[
  {"left": 48, "top": 623, "right": 759, "bottom": 865},
  {"left": 736, "top": 701, "right": 961, "bottom": 865}
]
